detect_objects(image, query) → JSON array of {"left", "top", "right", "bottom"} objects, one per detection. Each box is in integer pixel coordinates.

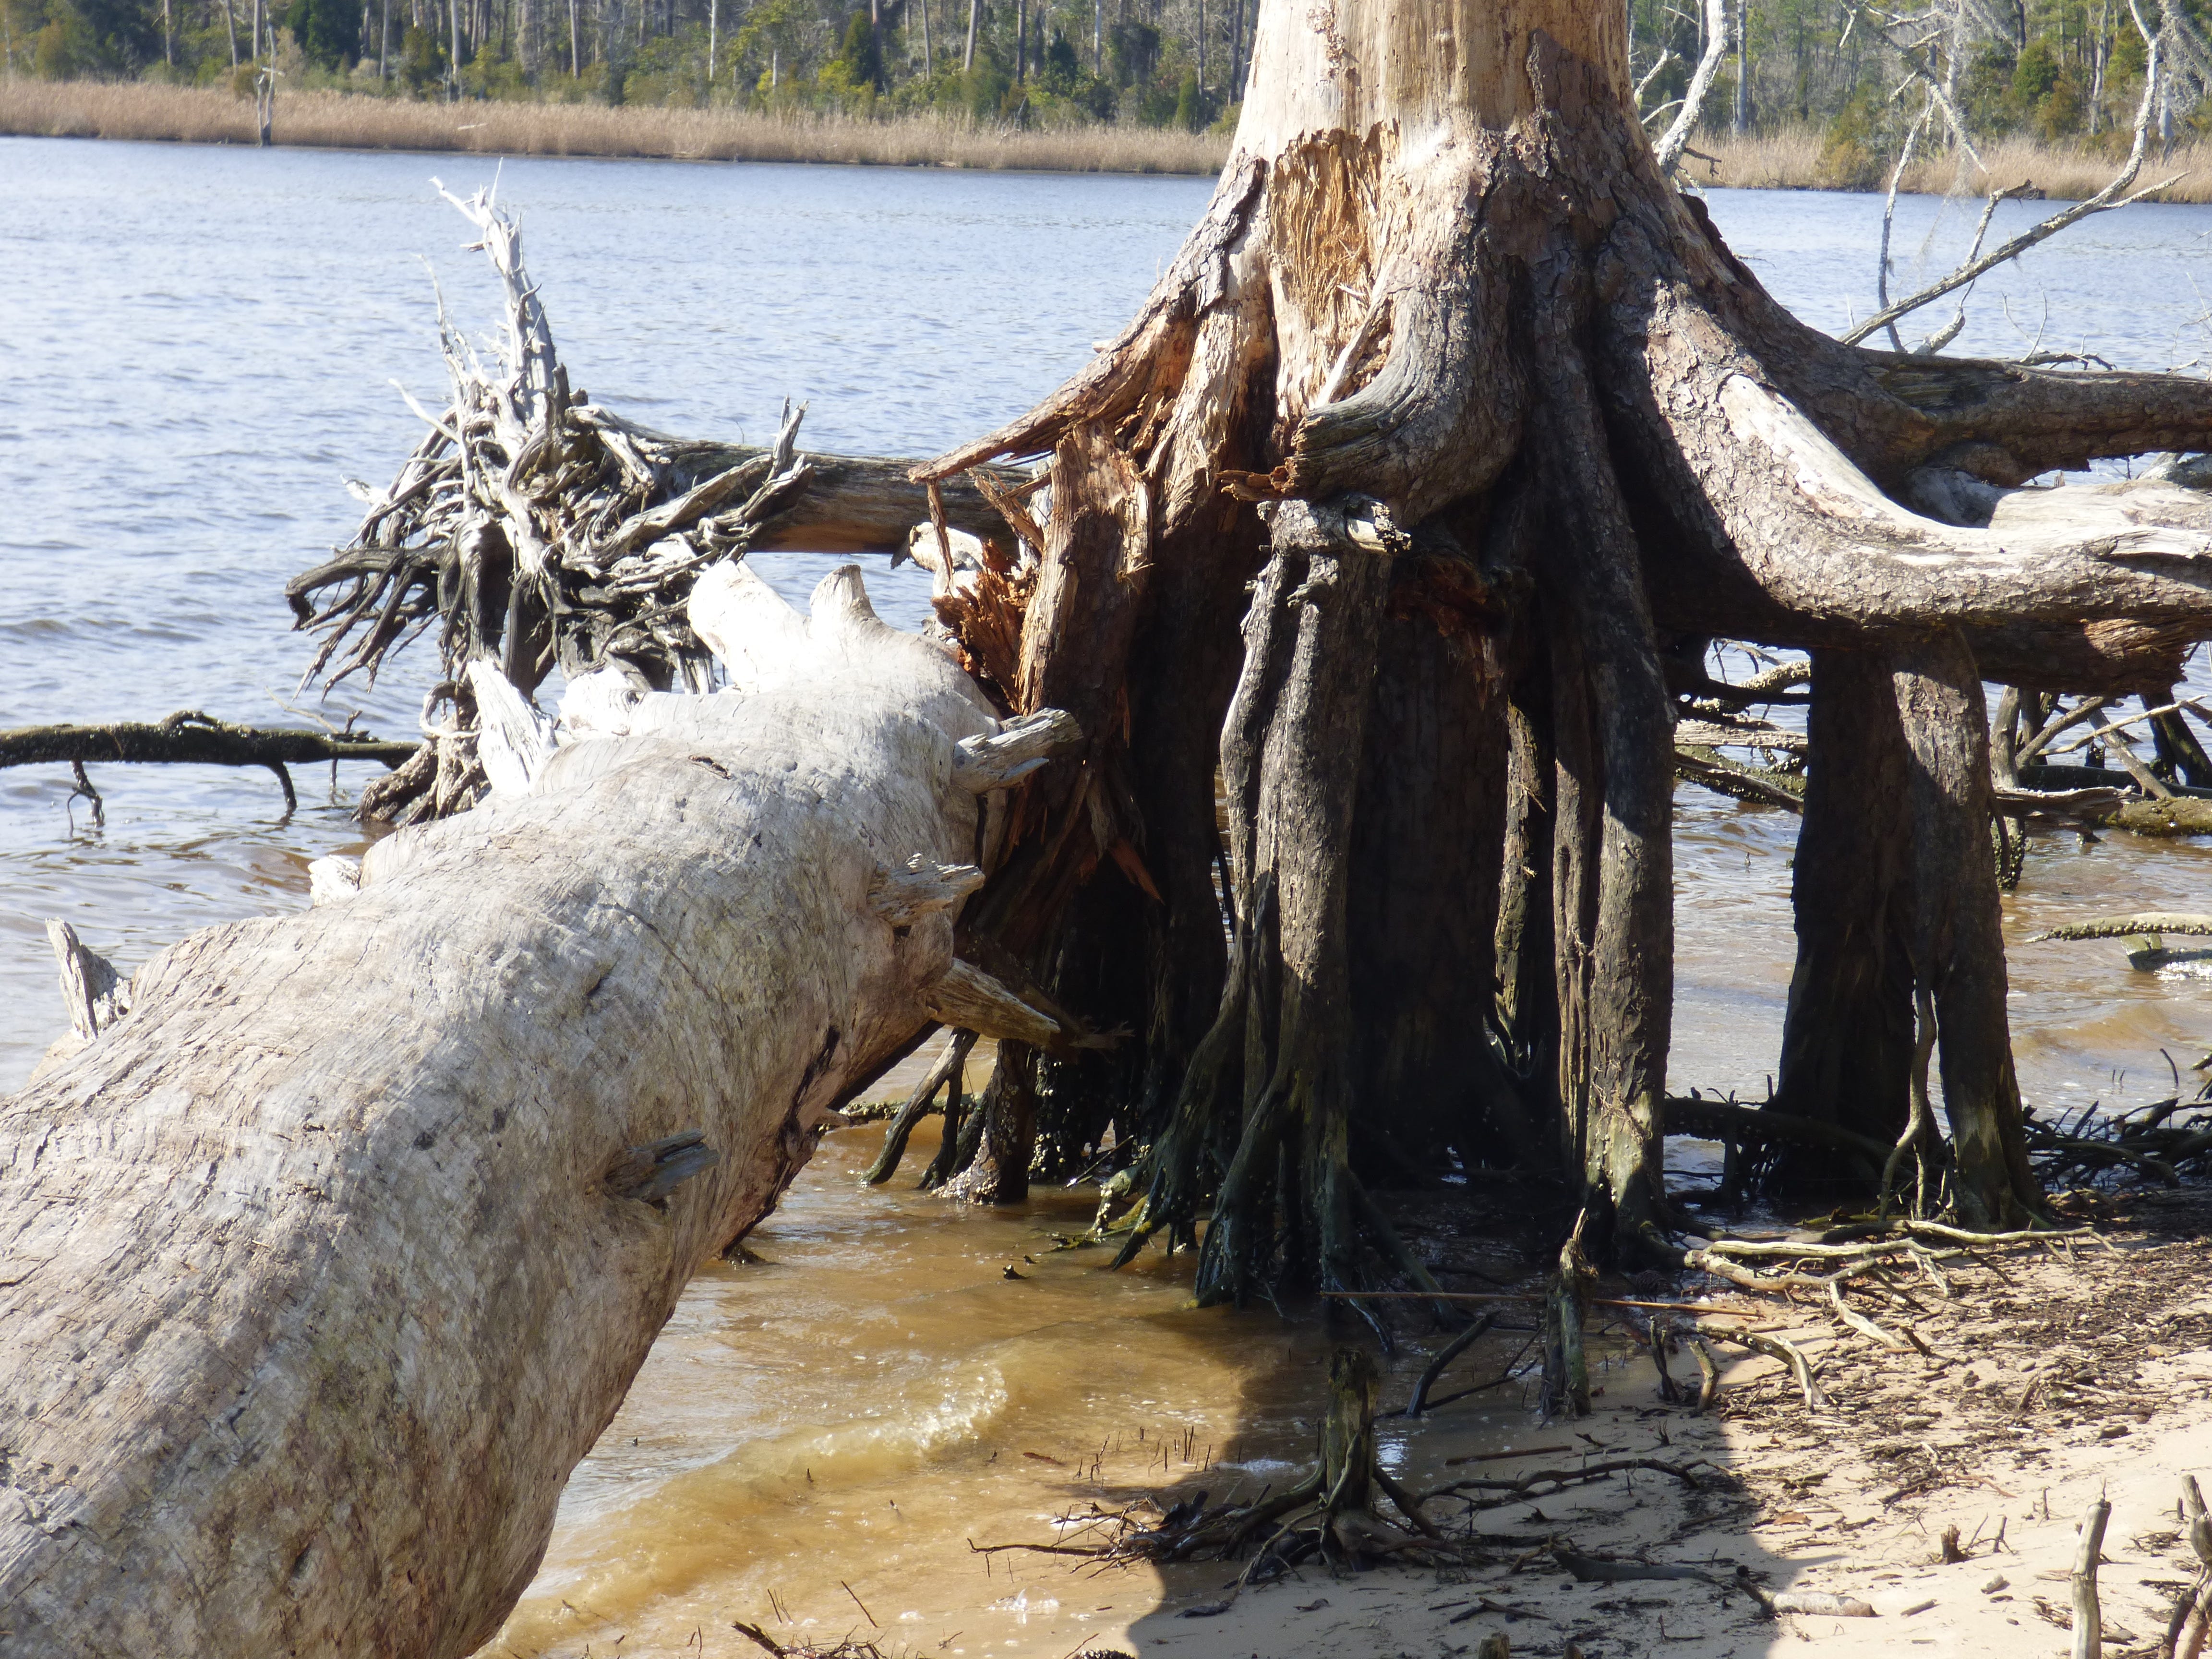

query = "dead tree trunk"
[
  {"left": 1770, "top": 637, "right": 2039, "bottom": 1222},
  {"left": 1771, "top": 650, "right": 1917, "bottom": 1188},
  {"left": 913, "top": 0, "right": 2212, "bottom": 1280},
  {"left": 0, "top": 563, "right": 1075, "bottom": 1658}
]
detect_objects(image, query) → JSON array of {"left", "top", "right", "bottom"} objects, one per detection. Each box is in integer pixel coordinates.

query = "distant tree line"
[
  {"left": 1629, "top": 0, "right": 2212, "bottom": 174},
  {"left": 8, "top": 0, "right": 2212, "bottom": 153},
  {"left": 0, "top": 0, "right": 1262, "bottom": 129}
]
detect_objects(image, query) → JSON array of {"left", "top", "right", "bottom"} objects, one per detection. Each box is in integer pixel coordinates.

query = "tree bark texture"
[
  {"left": 910, "top": 0, "right": 2212, "bottom": 1279},
  {"left": 1892, "top": 632, "right": 2039, "bottom": 1227},
  {"left": 0, "top": 564, "right": 1057, "bottom": 1657},
  {"left": 1771, "top": 650, "right": 1917, "bottom": 1189}
]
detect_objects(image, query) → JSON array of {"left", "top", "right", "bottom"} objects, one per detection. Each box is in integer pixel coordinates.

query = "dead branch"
[
  {"left": 1652, "top": 0, "right": 1725, "bottom": 173},
  {"left": 0, "top": 712, "right": 417, "bottom": 817},
  {"left": 0, "top": 713, "right": 415, "bottom": 772},
  {"left": 1843, "top": 24, "right": 2172, "bottom": 347}
]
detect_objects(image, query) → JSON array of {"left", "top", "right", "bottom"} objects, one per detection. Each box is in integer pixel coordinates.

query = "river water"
[{"left": 5, "top": 139, "right": 2212, "bottom": 1656}]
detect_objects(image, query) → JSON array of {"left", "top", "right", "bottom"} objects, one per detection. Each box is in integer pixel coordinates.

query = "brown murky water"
[
  {"left": 8, "top": 144, "right": 2212, "bottom": 1657},
  {"left": 481, "top": 1086, "right": 1578, "bottom": 1659}
]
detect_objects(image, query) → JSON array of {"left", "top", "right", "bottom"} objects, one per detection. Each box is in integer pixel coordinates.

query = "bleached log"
[
  {"left": 951, "top": 708, "right": 1084, "bottom": 793},
  {"left": 0, "top": 565, "right": 1049, "bottom": 1658},
  {"left": 917, "top": 958, "right": 1063, "bottom": 1049},
  {"left": 870, "top": 855, "right": 986, "bottom": 926}
]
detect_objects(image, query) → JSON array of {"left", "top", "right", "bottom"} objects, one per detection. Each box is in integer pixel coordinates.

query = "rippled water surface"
[{"left": 6, "top": 140, "right": 2212, "bottom": 1655}]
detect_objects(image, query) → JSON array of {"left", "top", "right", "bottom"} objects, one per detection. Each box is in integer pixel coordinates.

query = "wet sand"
[{"left": 482, "top": 1016, "right": 2212, "bottom": 1659}]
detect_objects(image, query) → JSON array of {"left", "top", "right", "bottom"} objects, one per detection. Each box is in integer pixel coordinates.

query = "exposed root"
[
  {"left": 864, "top": 1028, "right": 977, "bottom": 1185},
  {"left": 989, "top": 1346, "right": 1477, "bottom": 1592}
]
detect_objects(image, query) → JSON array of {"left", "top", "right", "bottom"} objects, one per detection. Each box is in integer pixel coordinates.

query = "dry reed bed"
[
  {"left": 0, "top": 79, "right": 1227, "bottom": 173},
  {"left": 1699, "top": 124, "right": 2212, "bottom": 202},
  {"left": 7, "top": 83, "right": 2205, "bottom": 197}
]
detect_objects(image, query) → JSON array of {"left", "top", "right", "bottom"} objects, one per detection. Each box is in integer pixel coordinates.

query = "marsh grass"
[
  {"left": 0, "top": 79, "right": 1229, "bottom": 173},
  {"left": 1696, "top": 123, "right": 2212, "bottom": 203},
  {"left": 7, "top": 83, "right": 2207, "bottom": 200}
]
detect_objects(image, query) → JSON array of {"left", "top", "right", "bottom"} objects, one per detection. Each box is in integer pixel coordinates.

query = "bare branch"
[
  {"left": 1654, "top": 0, "right": 1727, "bottom": 173},
  {"left": 1842, "top": 27, "right": 2170, "bottom": 347}
]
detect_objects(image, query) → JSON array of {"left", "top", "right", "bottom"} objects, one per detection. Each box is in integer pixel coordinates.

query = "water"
[
  {"left": 6, "top": 140, "right": 2212, "bottom": 1655},
  {"left": 1706, "top": 182, "right": 2212, "bottom": 369},
  {"left": 0, "top": 140, "right": 1213, "bottom": 1087}
]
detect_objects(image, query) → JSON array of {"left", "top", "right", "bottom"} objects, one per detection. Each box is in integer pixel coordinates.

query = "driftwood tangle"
[{"left": 286, "top": 183, "right": 1019, "bottom": 709}]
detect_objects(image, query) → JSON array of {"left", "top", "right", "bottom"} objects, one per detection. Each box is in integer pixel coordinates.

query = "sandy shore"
[{"left": 800, "top": 1186, "right": 2212, "bottom": 1659}]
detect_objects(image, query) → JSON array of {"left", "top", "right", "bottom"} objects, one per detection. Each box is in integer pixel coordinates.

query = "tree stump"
[{"left": 914, "top": 0, "right": 2212, "bottom": 1281}]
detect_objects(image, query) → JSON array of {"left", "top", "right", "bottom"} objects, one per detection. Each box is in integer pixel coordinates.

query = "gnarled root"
[
  {"left": 912, "top": 16, "right": 2212, "bottom": 1280},
  {"left": 1115, "top": 1346, "right": 1465, "bottom": 1594},
  {"left": 865, "top": 1028, "right": 978, "bottom": 1184}
]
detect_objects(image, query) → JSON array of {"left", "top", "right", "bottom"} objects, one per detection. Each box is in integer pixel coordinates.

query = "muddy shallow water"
[{"left": 4, "top": 139, "right": 2212, "bottom": 1657}]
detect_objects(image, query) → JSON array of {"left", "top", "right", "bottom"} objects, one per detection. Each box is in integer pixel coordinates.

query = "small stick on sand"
[{"left": 2075, "top": 1492, "right": 2111, "bottom": 1659}]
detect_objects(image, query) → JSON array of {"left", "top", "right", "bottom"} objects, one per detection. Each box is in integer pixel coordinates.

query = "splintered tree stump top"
[{"left": 915, "top": 0, "right": 2212, "bottom": 1279}]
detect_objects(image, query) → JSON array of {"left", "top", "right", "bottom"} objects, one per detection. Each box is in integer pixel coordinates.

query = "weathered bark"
[
  {"left": 1767, "top": 637, "right": 2038, "bottom": 1219},
  {"left": 1893, "top": 632, "right": 2039, "bottom": 1227},
  {"left": 1494, "top": 646, "right": 1558, "bottom": 1132},
  {"left": 1529, "top": 296, "right": 1677, "bottom": 1250},
  {"left": 0, "top": 564, "right": 1063, "bottom": 1657},
  {"left": 1194, "top": 509, "right": 1395, "bottom": 1306},
  {"left": 1770, "top": 650, "right": 1917, "bottom": 1186},
  {"left": 1349, "top": 582, "right": 1520, "bottom": 1175}
]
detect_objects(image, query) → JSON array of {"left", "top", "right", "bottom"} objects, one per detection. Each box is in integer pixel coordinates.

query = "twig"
[
  {"left": 1422, "top": 1457, "right": 1712, "bottom": 1507},
  {"left": 839, "top": 1581, "right": 878, "bottom": 1629}
]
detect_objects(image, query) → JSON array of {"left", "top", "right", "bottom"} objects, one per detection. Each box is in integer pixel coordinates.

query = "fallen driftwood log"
[
  {"left": 0, "top": 711, "right": 419, "bottom": 817},
  {"left": 0, "top": 560, "right": 1076, "bottom": 1657}
]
